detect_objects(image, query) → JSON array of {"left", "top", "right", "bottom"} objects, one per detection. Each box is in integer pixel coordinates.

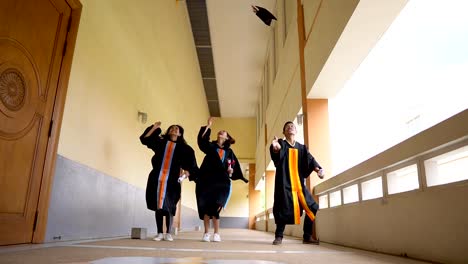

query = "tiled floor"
[{"left": 0, "top": 229, "right": 430, "bottom": 264}]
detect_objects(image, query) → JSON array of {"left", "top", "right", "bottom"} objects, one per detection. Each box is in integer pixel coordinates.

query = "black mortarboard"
[{"left": 252, "top": 5, "right": 277, "bottom": 26}]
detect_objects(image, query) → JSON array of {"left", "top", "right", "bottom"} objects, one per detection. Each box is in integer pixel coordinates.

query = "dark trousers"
[
  {"left": 155, "top": 210, "right": 173, "bottom": 234},
  {"left": 275, "top": 214, "right": 314, "bottom": 240}
]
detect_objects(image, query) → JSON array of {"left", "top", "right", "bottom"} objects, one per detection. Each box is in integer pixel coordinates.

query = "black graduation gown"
[
  {"left": 270, "top": 139, "right": 321, "bottom": 225},
  {"left": 195, "top": 126, "right": 248, "bottom": 219},
  {"left": 140, "top": 125, "right": 198, "bottom": 215}
]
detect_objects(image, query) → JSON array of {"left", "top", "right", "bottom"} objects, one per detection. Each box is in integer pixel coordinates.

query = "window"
[
  {"left": 361, "top": 176, "right": 383, "bottom": 201},
  {"left": 319, "top": 194, "right": 328, "bottom": 209},
  {"left": 282, "top": 0, "right": 287, "bottom": 44},
  {"left": 264, "top": 61, "right": 269, "bottom": 107},
  {"left": 387, "top": 164, "right": 419, "bottom": 195},
  {"left": 257, "top": 88, "right": 263, "bottom": 130},
  {"left": 273, "top": 24, "right": 278, "bottom": 77},
  {"left": 328, "top": 0, "right": 468, "bottom": 176},
  {"left": 425, "top": 145, "right": 468, "bottom": 187},
  {"left": 283, "top": 0, "right": 296, "bottom": 44},
  {"left": 256, "top": 103, "right": 261, "bottom": 139},
  {"left": 343, "top": 184, "right": 359, "bottom": 204},
  {"left": 329, "top": 190, "right": 341, "bottom": 208}
]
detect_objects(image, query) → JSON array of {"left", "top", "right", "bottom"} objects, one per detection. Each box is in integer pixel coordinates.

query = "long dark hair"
[
  {"left": 162, "top": 125, "right": 187, "bottom": 144},
  {"left": 212, "top": 130, "right": 235, "bottom": 148}
]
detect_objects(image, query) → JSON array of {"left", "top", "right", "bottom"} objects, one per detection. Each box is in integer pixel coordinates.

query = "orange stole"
[
  {"left": 288, "top": 148, "right": 316, "bottom": 224},
  {"left": 217, "top": 148, "right": 226, "bottom": 162},
  {"left": 157, "top": 141, "right": 176, "bottom": 209}
]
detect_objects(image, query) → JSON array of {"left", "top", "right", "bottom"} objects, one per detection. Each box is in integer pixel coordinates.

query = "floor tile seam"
[{"left": 65, "top": 244, "right": 352, "bottom": 255}]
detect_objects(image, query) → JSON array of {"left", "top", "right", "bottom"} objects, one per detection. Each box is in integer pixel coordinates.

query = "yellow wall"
[
  {"left": 58, "top": 0, "right": 209, "bottom": 189},
  {"left": 59, "top": 0, "right": 259, "bottom": 214},
  {"left": 222, "top": 179, "right": 249, "bottom": 217},
  {"left": 208, "top": 117, "right": 256, "bottom": 162}
]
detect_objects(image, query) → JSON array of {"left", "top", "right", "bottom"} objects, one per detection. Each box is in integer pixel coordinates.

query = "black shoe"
[
  {"left": 302, "top": 238, "right": 320, "bottom": 245},
  {"left": 272, "top": 237, "right": 282, "bottom": 245}
]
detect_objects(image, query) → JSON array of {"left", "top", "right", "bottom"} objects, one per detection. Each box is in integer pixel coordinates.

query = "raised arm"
[
  {"left": 140, "top": 121, "right": 163, "bottom": 150},
  {"left": 144, "top": 121, "right": 161, "bottom": 137},
  {"left": 269, "top": 136, "right": 282, "bottom": 166},
  {"left": 198, "top": 117, "right": 214, "bottom": 154}
]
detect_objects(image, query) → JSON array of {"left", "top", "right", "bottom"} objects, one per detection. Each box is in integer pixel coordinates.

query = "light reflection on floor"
[{"left": 91, "top": 257, "right": 285, "bottom": 264}]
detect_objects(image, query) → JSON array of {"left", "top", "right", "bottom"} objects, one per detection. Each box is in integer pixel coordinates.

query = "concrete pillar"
[
  {"left": 248, "top": 164, "right": 261, "bottom": 229},
  {"left": 307, "top": 99, "right": 331, "bottom": 190},
  {"left": 306, "top": 99, "right": 331, "bottom": 240},
  {"left": 265, "top": 171, "right": 275, "bottom": 210},
  {"left": 265, "top": 170, "right": 275, "bottom": 232}
]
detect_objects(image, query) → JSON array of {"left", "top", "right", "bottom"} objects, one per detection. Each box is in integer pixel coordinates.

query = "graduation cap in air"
[{"left": 252, "top": 5, "right": 277, "bottom": 26}]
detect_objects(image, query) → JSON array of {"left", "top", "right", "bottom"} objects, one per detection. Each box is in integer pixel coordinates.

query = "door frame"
[{"left": 32, "top": 0, "right": 82, "bottom": 243}]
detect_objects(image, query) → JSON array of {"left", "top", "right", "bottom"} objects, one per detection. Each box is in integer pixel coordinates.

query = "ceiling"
[
  {"left": 185, "top": 0, "right": 410, "bottom": 119},
  {"left": 186, "top": 0, "right": 276, "bottom": 117}
]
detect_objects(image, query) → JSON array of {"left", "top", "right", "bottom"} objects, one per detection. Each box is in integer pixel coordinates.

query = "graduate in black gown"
[
  {"left": 196, "top": 117, "right": 248, "bottom": 242},
  {"left": 140, "top": 121, "right": 198, "bottom": 242},
  {"left": 270, "top": 121, "right": 325, "bottom": 245}
]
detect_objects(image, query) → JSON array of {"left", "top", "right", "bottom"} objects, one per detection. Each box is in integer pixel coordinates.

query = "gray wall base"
[
  {"left": 46, "top": 155, "right": 156, "bottom": 242},
  {"left": 46, "top": 155, "right": 248, "bottom": 242}
]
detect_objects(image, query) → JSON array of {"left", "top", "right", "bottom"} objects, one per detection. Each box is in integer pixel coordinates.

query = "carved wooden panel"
[
  {"left": 0, "top": 68, "right": 26, "bottom": 111},
  {"left": 0, "top": 39, "right": 40, "bottom": 138},
  {"left": 0, "top": 0, "right": 72, "bottom": 245}
]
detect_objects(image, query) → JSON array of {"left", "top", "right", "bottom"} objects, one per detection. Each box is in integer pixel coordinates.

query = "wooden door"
[{"left": 0, "top": 0, "right": 72, "bottom": 245}]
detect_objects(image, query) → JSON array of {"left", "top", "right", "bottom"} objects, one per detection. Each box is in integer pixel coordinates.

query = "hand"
[
  {"left": 227, "top": 167, "right": 234, "bottom": 175},
  {"left": 317, "top": 169, "right": 325, "bottom": 179},
  {"left": 178, "top": 174, "right": 187, "bottom": 183},
  {"left": 154, "top": 121, "right": 161, "bottom": 127},
  {"left": 207, "top": 117, "right": 214, "bottom": 127},
  {"left": 272, "top": 136, "right": 281, "bottom": 152},
  {"left": 179, "top": 169, "right": 190, "bottom": 177}
]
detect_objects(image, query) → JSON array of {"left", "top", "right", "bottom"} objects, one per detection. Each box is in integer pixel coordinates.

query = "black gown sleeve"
[
  {"left": 229, "top": 151, "right": 248, "bottom": 183},
  {"left": 181, "top": 144, "right": 199, "bottom": 182},
  {"left": 197, "top": 126, "right": 212, "bottom": 154},
  {"left": 140, "top": 125, "right": 163, "bottom": 151},
  {"left": 303, "top": 144, "right": 322, "bottom": 178},
  {"left": 270, "top": 139, "right": 287, "bottom": 168},
  {"left": 269, "top": 139, "right": 284, "bottom": 168}
]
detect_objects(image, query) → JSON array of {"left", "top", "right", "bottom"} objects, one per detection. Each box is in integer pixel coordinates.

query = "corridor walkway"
[{"left": 0, "top": 229, "right": 429, "bottom": 264}]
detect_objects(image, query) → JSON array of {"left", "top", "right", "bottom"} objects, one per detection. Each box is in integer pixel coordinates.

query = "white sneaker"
[
  {"left": 213, "top": 233, "right": 221, "bottom": 242},
  {"left": 164, "top": 233, "right": 173, "bottom": 241},
  {"left": 153, "top": 233, "right": 163, "bottom": 241},
  {"left": 202, "top": 233, "right": 211, "bottom": 242}
]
